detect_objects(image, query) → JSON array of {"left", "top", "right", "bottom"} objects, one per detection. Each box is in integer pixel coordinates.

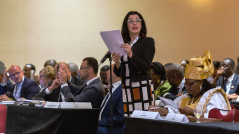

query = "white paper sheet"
[
  {"left": 159, "top": 97, "right": 178, "bottom": 109},
  {"left": 100, "top": 30, "right": 126, "bottom": 56}
]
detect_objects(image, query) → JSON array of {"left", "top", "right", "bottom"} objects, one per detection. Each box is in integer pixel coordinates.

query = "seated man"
[
  {"left": 213, "top": 58, "right": 239, "bottom": 100},
  {"left": 36, "top": 62, "right": 84, "bottom": 101},
  {"left": 98, "top": 64, "right": 125, "bottom": 134},
  {"left": 164, "top": 64, "right": 186, "bottom": 100},
  {"left": 100, "top": 65, "right": 110, "bottom": 95},
  {"left": 23, "top": 64, "right": 36, "bottom": 80},
  {"left": 49, "top": 57, "right": 105, "bottom": 108},
  {"left": 23, "top": 63, "right": 39, "bottom": 85},
  {"left": 67, "top": 62, "right": 85, "bottom": 89},
  {"left": 0, "top": 65, "right": 40, "bottom": 101},
  {"left": 44, "top": 59, "right": 57, "bottom": 68},
  {"left": 68, "top": 62, "right": 80, "bottom": 78},
  {"left": 149, "top": 51, "right": 231, "bottom": 118},
  {"left": 180, "top": 60, "right": 189, "bottom": 72}
]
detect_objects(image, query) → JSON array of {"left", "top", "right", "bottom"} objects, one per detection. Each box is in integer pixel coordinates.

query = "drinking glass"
[{"left": 194, "top": 103, "right": 203, "bottom": 123}]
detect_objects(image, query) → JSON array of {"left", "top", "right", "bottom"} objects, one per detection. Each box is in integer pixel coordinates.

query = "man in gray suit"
[{"left": 49, "top": 57, "right": 105, "bottom": 108}]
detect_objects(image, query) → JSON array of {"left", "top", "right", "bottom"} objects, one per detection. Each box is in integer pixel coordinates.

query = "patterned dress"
[{"left": 114, "top": 37, "right": 155, "bottom": 116}]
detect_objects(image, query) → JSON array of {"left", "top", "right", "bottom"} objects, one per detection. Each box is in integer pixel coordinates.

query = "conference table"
[
  {"left": 3, "top": 102, "right": 239, "bottom": 134},
  {"left": 5, "top": 105, "right": 100, "bottom": 134},
  {"left": 124, "top": 116, "right": 239, "bottom": 134}
]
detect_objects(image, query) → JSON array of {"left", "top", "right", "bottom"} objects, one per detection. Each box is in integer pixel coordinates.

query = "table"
[
  {"left": 5, "top": 105, "right": 100, "bottom": 134},
  {"left": 124, "top": 117, "right": 239, "bottom": 134}
]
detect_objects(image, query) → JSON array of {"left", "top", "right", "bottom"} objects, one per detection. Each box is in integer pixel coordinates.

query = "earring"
[
  {"left": 200, "top": 85, "right": 202, "bottom": 91},
  {"left": 157, "top": 78, "right": 160, "bottom": 84}
]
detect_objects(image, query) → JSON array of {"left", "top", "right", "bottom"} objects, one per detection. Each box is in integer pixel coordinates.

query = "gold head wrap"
[{"left": 184, "top": 50, "right": 214, "bottom": 80}]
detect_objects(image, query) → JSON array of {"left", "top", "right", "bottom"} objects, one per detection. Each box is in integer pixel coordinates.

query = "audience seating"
[{"left": 208, "top": 106, "right": 239, "bottom": 122}]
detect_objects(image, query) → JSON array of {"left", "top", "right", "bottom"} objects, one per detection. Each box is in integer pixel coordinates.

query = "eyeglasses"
[
  {"left": 80, "top": 66, "right": 90, "bottom": 70},
  {"left": 127, "top": 19, "right": 142, "bottom": 24},
  {"left": 10, "top": 71, "right": 21, "bottom": 77},
  {"left": 184, "top": 80, "right": 199, "bottom": 88}
]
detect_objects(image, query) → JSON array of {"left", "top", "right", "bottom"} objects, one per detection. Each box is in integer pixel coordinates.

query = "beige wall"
[{"left": 0, "top": 0, "right": 238, "bottom": 73}]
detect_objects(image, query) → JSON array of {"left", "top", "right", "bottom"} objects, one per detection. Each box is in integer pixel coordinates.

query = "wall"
[{"left": 0, "top": 0, "right": 238, "bottom": 73}]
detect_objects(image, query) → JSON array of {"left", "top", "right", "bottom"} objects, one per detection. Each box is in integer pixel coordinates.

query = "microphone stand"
[
  {"left": 109, "top": 54, "right": 114, "bottom": 134},
  {"left": 99, "top": 52, "right": 114, "bottom": 134}
]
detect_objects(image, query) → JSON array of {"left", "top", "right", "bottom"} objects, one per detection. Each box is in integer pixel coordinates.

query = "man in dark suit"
[
  {"left": 213, "top": 58, "right": 239, "bottom": 100},
  {"left": 97, "top": 64, "right": 125, "bottom": 134},
  {"left": 49, "top": 57, "right": 105, "bottom": 108},
  {"left": 36, "top": 62, "right": 85, "bottom": 102},
  {"left": 0, "top": 65, "right": 40, "bottom": 101},
  {"left": 164, "top": 64, "right": 187, "bottom": 100}
]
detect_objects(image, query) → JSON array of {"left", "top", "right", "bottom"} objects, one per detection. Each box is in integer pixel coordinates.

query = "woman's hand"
[
  {"left": 112, "top": 52, "right": 121, "bottom": 69},
  {"left": 48, "top": 79, "right": 60, "bottom": 92},
  {"left": 120, "top": 43, "right": 133, "bottom": 58},
  {"left": 148, "top": 105, "right": 169, "bottom": 116},
  {"left": 179, "top": 106, "right": 194, "bottom": 115}
]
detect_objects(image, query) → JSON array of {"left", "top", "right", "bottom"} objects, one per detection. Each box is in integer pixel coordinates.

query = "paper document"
[
  {"left": 159, "top": 97, "right": 178, "bottom": 109},
  {"left": 100, "top": 30, "right": 126, "bottom": 56}
]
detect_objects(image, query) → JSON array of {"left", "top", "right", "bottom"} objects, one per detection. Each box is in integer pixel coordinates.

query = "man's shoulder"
[
  {"left": 22, "top": 77, "right": 40, "bottom": 90},
  {"left": 23, "top": 77, "right": 38, "bottom": 85},
  {"left": 88, "top": 78, "right": 104, "bottom": 90},
  {"left": 70, "top": 76, "right": 84, "bottom": 87}
]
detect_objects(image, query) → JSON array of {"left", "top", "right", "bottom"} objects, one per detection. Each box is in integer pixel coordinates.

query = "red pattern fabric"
[{"left": 0, "top": 104, "right": 7, "bottom": 133}]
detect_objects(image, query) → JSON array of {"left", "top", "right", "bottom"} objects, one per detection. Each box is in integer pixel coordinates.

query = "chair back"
[
  {"left": 0, "top": 104, "right": 7, "bottom": 133},
  {"left": 208, "top": 108, "right": 239, "bottom": 122},
  {"left": 231, "top": 104, "right": 237, "bottom": 110}
]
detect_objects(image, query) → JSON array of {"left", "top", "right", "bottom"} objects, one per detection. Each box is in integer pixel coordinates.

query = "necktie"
[
  {"left": 224, "top": 79, "right": 228, "bottom": 92},
  {"left": 14, "top": 85, "right": 19, "bottom": 100}
]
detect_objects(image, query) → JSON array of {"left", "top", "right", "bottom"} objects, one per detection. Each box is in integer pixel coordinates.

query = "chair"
[
  {"left": 231, "top": 104, "right": 237, "bottom": 110},
  {"left": 208, "top": 108, "right": 239, "bottom": 122},
  {"left": 0, "top": 104, "right": 7, "bottom": 133}
]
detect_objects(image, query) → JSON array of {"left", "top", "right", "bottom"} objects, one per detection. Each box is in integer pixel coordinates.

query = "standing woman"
[{"left": 112, "top": 11, "right": 155, "bottom": 116}]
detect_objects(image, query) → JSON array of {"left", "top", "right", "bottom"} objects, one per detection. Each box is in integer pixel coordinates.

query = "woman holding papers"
[
  {"left": 149, "top": 51, "right": 231, "bottom": 118},
  {"left": 112, "top": 11, "right": 155, "bottom": 116}
]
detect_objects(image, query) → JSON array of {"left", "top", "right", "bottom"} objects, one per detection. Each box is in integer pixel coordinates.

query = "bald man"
[{"left": 0, "top": 65, "right": 40, "bottom": 101}]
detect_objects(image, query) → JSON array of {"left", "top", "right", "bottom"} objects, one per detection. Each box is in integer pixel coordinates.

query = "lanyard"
[{"left": 130, "top": 36, "right": 140, "bottom": 47}]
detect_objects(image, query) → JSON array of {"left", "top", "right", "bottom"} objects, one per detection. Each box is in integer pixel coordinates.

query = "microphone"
[{"left": 100, "top": 51, "right": 111, "bottom": 64}]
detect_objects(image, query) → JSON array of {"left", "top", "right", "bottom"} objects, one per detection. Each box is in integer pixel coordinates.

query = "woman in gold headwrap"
[{"left": 149, "top": 51, "right": 231, "bottom": 118}]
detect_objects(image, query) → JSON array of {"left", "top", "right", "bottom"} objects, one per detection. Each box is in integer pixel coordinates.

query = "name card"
[
  {"left": 60, "top": 102, "right": 92, "bottom": 109},
  {"left": 165, "top": 113, "right": 189, "bottom": 123},
  {"left": 131, "top": 110, "right": 162, "bottom": 120},
  {"left": 1, "top": 101, "right": 15, "bottom": 105},
  {"left": 44, "top": 102, "right": 60, "bottom": 108}
]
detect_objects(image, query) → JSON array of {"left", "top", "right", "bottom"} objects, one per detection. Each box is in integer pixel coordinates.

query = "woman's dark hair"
[
  {"left": 150, "top": 62, "right": 167, "bottom": 81},
  {"left": 121, "top": 11, "right": 147, "bottom": 43},
  {"left": 201, "top": 79, "right": 216, "bottom": 93}
]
